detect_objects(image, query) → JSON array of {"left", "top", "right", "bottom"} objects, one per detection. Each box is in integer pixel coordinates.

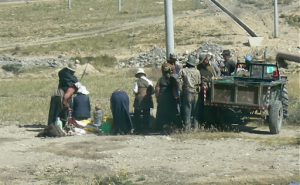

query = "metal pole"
[
  {"left": 118, "top": 0, "right": 122, "bottom": 12},
  {"left": 68, "top": 0, "right": 72, "bottom": 10},
  {"left": 164, "top": 0, "right": 175, "bottom": 60},
  {"left": 274, "top": 0, "right": 279, "bottom": 38}
]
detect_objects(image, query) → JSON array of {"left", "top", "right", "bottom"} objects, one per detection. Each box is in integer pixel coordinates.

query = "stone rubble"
[
  {"left": 118, "top": 43, "right": 226, "bottom": 68},
  {"left": 0, "top": 43, "right": 299, "bottom": 76}
]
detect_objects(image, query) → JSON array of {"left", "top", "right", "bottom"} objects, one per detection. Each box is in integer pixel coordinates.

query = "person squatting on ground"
[
  {"left": 220, "top": 49, "right": 236, "bottom": 76},
  {"left": 178, "top": 55, "right": 201, "bottom": 131},
  {"left": 155, "top": 62, "right": 179, "bottom": 131},
  {"left": 133, "top": 68, "right": 154, "bottom": 133},
  {"left": 110, "top": 89, "right": 133, "bottom": 135},
  {"left": 93, "top": 105, "right": 104, "bottom": 127},
  {"left": 72, "top": 85, "right": 91, "bottom": 121},
  {"left": 48, "top": 63, "right": 79, "bottom": 127}
]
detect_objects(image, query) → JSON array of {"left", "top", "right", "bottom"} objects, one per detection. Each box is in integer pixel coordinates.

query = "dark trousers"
[
  {"left": 48, "top": 95, "right": 68, "bottom": 126},
  {"left": 134, "top": 108, "right": 150, "bottom": 132}
]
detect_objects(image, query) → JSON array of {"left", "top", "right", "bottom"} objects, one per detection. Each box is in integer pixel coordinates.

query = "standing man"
[
  {"left": 178, "top": 56, "right": 201, "bottom": 131},
  {"left": 133, "top": 68, "right": 154, "bottom": 133},
  {"left": 220, "top": 49, "right": 236, "bottom": 76}
]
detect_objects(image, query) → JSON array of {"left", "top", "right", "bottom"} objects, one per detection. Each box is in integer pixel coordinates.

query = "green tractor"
[{"left": 203, "top": 55, "right": 290, "bottom": 134}]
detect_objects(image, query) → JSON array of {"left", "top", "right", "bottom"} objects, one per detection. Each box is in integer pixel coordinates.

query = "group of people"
[
  {"left": 131, "top": 50, "right": 237, "bottom": 133},
  {"left": 47, "top": 49, "right": 237, "bottom": 135},
  {"left": 48, "top": 63, "right": 93, "bottom": 129}
]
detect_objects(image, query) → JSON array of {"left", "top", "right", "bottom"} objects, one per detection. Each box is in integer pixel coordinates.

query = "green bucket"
[
  {"left": 101, "top": 117, "right": 113, "bottom": 134},
  {"left": 101, "top": 123, "right": 111, "bottom": 134}
]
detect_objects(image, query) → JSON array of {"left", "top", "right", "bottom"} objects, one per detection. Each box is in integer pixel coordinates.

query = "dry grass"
[
  {"left": 0, "top": 67, "right": 161, "bottom": 125},
  {"left": 172, "top": 130, "right": 300, "bottom": 146},
  {"left": 0, "top": 0, "right": 205, "bottom": 56}
]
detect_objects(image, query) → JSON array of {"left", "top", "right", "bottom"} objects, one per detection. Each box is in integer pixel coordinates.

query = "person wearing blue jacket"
[{"left": 72, "top": 85, "right": 91, "bottom": 121}]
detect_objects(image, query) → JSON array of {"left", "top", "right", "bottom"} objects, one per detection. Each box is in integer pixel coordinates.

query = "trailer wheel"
[
  {"left": 281, "top": 86, "right": 288, "bottom": 118},
  {"left": 269, "top": 100, "right": 283, "bottom": 134}
]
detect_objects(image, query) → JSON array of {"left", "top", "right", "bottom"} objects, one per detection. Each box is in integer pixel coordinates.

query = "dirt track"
[{"left": 0, "top": 124, "right": 299, "bottom": 184}]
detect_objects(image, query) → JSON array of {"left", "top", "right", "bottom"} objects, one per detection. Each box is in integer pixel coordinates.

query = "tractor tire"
[
  {"left": 281, "top": 86, "right": 289, "bottom": 118},
  {"left": 268, "top": 100, "right": 283, "bottom": 134}
]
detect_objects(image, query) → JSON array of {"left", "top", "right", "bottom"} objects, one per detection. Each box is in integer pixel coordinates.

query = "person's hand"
[{"left": 175, "top": 96, "right": 180, "bottom": 103}]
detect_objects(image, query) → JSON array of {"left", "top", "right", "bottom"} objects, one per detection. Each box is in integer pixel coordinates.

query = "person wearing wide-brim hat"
[
  {"left": 133, "top": 68, "right": 154, "bottom": 133},
  {"left": 220, "top": 49, "right": 236, "bottom": 76},
  {"left": 178, "top": 55, "right": 201, "bottom": 132},
  {"left": 221, "top": 49, "right": 231, "bottom": 57},
  {"left": 135, "top": 68, "right": 146, "bottom": 78}
]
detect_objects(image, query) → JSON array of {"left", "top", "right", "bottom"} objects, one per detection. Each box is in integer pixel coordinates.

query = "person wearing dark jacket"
[
  {"left": 220, "top": 50, "right": 236, "bottom": 76},
  {"left": 110, "top": 89, "right": 133, "bottom": 135},
  {"left": 72, "top": 85, "right": 91, "bottom": 121},
  {"left": 155, "top": 63, "right": 179, "bottom": 131},
  {"left": 48, "top": 63, "right": 78, "bottom": 126}
]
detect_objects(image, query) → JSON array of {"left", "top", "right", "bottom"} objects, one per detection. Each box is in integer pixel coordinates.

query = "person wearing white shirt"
[{"left": 133, "top": 68, "right": 154, "bottom": 133}]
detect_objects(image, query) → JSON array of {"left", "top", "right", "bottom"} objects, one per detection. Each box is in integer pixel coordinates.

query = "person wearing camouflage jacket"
[{"left": 178, "top": 56, "right": 201, "bottom": 131}]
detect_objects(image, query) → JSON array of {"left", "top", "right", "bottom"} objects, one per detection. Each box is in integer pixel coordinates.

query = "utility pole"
[
  {"left": 118, "top": 0, "right": 122, "bottom": 12},
  {"left": 164, "top": 0, "right": 175, "bottom": 60},
  {"left": 274, "top": 0, "right": 279, "bottom": 38},
  {"left": 68, "top": 0, "right": 72, "bottom": 10}
]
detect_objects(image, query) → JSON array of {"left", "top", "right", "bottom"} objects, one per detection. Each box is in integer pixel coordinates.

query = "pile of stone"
[
  {"left": 118, "top": 43, "right": 227, "bottom": 68},
  {"left": 118, "top": 47, "right": 167, "bottom": 68},
  {"left": 194, "top": 42, "right": 226, "bottom": 62}
]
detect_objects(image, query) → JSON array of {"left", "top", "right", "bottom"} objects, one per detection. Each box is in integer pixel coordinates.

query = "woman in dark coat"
[
  {"left": 110, "top": 89, "right": 133, "bottom": 134},
  {"left": 155, "top": 63, "right": 179, "bottom": 131},
  {"left": 48, "top": 64, "right": 79, "bottom": 126}
]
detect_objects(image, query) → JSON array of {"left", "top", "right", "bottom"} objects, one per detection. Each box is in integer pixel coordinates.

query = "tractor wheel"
[
  {"left": 268, "top": 100, "right": 283, "bottom": 134},
  {"left": 281, "top": 86, "right": 289, "bottom": 118}
]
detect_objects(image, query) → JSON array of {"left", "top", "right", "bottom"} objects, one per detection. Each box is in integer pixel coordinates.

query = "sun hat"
[
  {"left": 75, "top": 82, "right": 82, "bottom": 89},
  {"left": 135, "top": 68, "right": 146, "bottom": 77},
  {"left": 186, "top": 55, "right": 197, "bottom": 66},
  {"left": 67, "top": 63, "right": 76, "bottom": 72},
  {"left": 77, "top": 85, "right": 89, "bottom": 95},
  {"left": 198, "top": 53, "right": 207, "bottom": 64},
  {"left": 221, "top": 50, "right": 231, "bottom": 56},
  {"left": 169, "top": 53, "right": 177, "bottom": 59}
]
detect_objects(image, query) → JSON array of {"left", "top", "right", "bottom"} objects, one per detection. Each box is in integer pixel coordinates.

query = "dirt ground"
[
  {"left": 0, "top": 124, "right": 299, "bottom": 185},
  {"left": 0, "top": 0, "right": 299, "bottom": 184}
]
